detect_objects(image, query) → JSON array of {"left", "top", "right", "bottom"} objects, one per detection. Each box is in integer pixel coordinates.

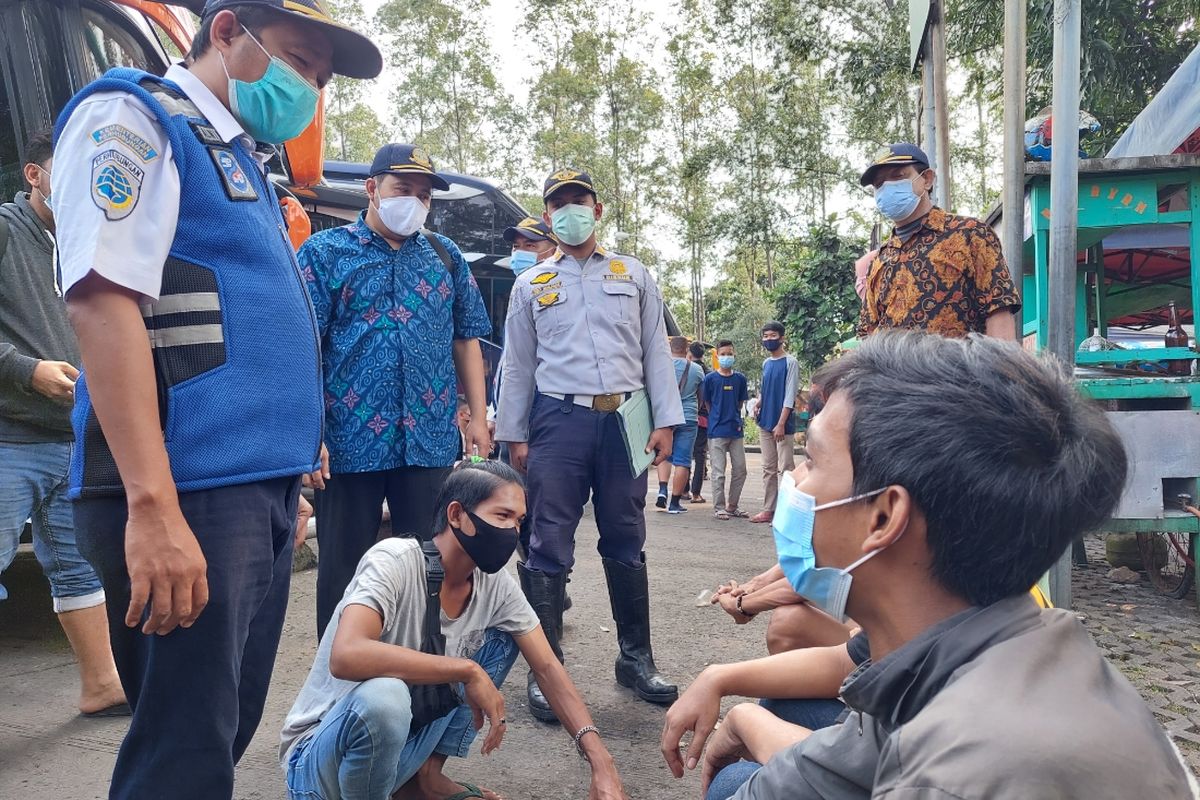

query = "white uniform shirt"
[{"left": 53, "top": 64, "right": 265, "bottom": 301}]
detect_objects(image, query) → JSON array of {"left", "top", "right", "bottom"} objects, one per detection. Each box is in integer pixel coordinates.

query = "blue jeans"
[
  {"left": 0, "top": 441, "right": 103, "bottom": 611},
  {"left": 704, "top": 699, "right": 846, "bottom": 800},
  {"left": 670, "top": 422, "right": 698, "bottom": 468},
  {"left": 760, "top": 697, "right": 847, "bottom": 730},
  {"left": 706, "top": 760, "right": 762, "bottom": 800},
  {"left": 286, "top": 629, "right": 520, "bottom": 800}
]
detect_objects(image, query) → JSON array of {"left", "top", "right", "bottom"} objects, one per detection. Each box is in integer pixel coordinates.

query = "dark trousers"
[
  {"left": 314, "top": 465, "right": 451, "bottom": 637},
  {"left": 526, "top": 393, "right": 646, "bottom": 575},
  {"left": 691, "top": 424, "right": 708, "bottom": 495},
  {"left": 74, "top": 477, "right": 300, "bottom": 800}
]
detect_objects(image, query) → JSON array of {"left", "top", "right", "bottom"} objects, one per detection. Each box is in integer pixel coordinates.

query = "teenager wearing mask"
[
  {"left": 299, "top": 142, "right": 493, "bottom": 638},
  {"left": 701, "top": 340, "right": 749, "bottom": 520},
  {"left": 750, "top": 321, "right": 800, "bottom": 525},
  {"left": 857, "top": 144, "right": 1020, "bottom": 340},
  {"left": 282, "top": 461, "right": 627, "bottom": 800},
  {"left": 52, "top": 1, "right": 381, "bottom": 795}
]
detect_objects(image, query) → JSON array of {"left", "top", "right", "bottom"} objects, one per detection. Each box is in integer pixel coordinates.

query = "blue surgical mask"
[
  {"left": 509, "top": 249, "right": 538, "bottom": 274},
  {"left": 718, "top": 355, "right": 736, "bottom": 369},
  {"left": 874, "top": 177, "right": 922, "bottom": 222},
  {"left": 550, "top": 204, "right": 597, "bottom": 246},
  {"left": 772, "top": 472, "right": 889, "bottom": 622},
  {"left": 221, "top": 29, "right": 319, "bottom": 144}
]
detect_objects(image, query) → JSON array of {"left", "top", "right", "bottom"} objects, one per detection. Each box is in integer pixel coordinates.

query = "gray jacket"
[
  {"left": 0, "top": 193, "right": 78, "bottom": 442},
  {"left": 736, "top": 593, "right": 1197, "bottom": 799}
]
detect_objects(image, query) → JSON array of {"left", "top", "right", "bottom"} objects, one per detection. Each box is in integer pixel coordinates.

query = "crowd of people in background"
[{"left": 1, "top": 2, "right": 1197, "bottom": 800}]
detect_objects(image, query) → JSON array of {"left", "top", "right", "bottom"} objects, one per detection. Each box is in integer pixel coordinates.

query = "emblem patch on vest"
[
  {"left": 530, "top": 271, "right": 558, "bottom": 285},
  {"left": 91, "top": 149, "right": 143, "bottom": 221},
  {"left": 91, "top": 125, "right": 159, "bottom": 161},
  {"left": 209, "top": 147, "right": 258, "bottom": 201},
  {"left": 536, "top": 291, "right": 564, "bottom": 309}
]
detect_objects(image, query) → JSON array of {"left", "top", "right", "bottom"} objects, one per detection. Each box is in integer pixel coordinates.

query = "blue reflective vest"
[{"left": 54, "top": 68, "right": 323, "bottom": 498}]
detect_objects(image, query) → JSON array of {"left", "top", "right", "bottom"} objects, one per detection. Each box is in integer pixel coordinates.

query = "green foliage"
[
  {"left": 772, "top": 223, "right": 866, "bottom": 374},
  {"left": 376, "top": 0, "right": 512, "bottom": 174},
  {"left": 323, "top": 0, "right": 384, "bottom": 162},
  {"left": 947, "top": 0, "right": 1200, "bottom": 153},
  {"left": 704, "top": 278, "right": 776, "bottom": 385}
]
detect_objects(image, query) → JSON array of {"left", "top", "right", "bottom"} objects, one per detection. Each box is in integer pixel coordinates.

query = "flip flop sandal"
[
  {"left": 715, "top": 509, "right": 730, "bottom": 520},
  {"left": 81, "top": 701, "right": 131, "bottom": 718},
  {"left": 443, "top": 783, "right": 488, "bottom": 800},
  {"left": 728, "top": 509, "right": 750, "bottom": 518}
]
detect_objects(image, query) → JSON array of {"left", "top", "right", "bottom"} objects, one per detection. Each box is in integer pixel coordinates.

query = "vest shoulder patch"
[{"left": 209, "top": 147, "right": 259, "bottom": 202}]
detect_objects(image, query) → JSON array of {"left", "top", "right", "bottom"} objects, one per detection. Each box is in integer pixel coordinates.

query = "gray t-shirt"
[{"left": 279, "top": 537, "right": 539, "bottom": 764}]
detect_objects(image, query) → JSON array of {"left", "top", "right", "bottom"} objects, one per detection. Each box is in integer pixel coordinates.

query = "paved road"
[{"left": 2, "top": 454, "right": 1197, "bottom": 798}]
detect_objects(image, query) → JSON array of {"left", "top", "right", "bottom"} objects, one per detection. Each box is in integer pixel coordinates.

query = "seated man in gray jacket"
[{"left": 688, "top": 330, "right": 1197, "bottom": 800}]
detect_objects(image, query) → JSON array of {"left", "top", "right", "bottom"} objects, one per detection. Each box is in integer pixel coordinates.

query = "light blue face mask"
[
  {"left": 550, "top": 204, "right": 597, "bottom": 246},
  {"left": 509, "top": 249, "right": 538, "bottom": 274},
  {"left": 873, "top": 176, "right": 924, "bottom": 222},
  {"left": 222, "top": 29, "right": 319, "bottom": 144},
  {"left": 772, "top": 471, "right": 889, "bottom": 622},
  {"left": 718, "top": 355, "right": 736, "bottom": 369}
]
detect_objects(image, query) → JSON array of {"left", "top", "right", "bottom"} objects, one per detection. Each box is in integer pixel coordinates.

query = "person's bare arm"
[
  {"left": 699, "top": 703, "right": 813, "bottom": 793},
  {"left": 518, "top": 627, "right": 626, "bottom": 799},
  {"left": 331, "top": 604, "right": 508, "bottom": 754},
  {"left": 67, "top": 274, "right": 207, "bottom": 635},
  {"left": 733, "top": 577, "right": 803, "bottom": 616},
  {"left": 661, "top": 642, "right": 855, "bottom": 777},
  {"left": 985, "top": 309, "right": 1017, "bottom": 340},
  {"left": 452, "top": 338, "right": 492, "bottom": 456}
]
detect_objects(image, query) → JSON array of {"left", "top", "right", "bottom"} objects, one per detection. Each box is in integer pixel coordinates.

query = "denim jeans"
[
  {"left": 286, "top": 628, "right": 520, "bottom": 800},
  {"left": 706, "top": 760, "right": 762, "bottom": 800},
  {"left": 704, "top": 697, "right": 847, "bottom": 800},
  {"left": 759, "top": 697, "right": 847, "bottom": 730},
  {"left": 0, "top": 441, "right": 103, "bottom": 611}
]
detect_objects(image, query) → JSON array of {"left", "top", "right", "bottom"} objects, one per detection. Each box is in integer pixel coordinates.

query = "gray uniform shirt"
[
  {"left": 495, "top": 245, "right": 684, "bottom": 442},
  {"left": 279, "top": 538, "right": 539, "bottom": 765}
]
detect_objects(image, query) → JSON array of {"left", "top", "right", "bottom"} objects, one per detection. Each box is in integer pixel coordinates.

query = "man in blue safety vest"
[{"left": 51, "top": 2, "right": 380, "bottom": 797}]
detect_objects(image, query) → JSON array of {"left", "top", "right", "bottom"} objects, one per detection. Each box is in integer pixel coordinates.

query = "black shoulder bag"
[{"left": 410, "top": 540, "right": 464, "bottom": 730}]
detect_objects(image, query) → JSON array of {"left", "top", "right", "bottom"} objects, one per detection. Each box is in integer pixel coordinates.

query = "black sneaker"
[
  {"left": 655, "top": 492, "right": 667, "bottom": 509},
  {"left": 667, "top": 503, "right": 688, "bottom": 514}
]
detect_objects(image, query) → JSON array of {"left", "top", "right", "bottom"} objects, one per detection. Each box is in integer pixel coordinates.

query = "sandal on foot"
[
  {"left": 443, "top": 783, "right": 488, "bottom": 800},
  {"left": 80, "top": 702, "right": 131, "bottom": 718},
  {"left": 727, "top": 508, "right": 749, "bottom": 518},
  {"left": 715, "top": 509, "right": 730, "bottom": 520}
]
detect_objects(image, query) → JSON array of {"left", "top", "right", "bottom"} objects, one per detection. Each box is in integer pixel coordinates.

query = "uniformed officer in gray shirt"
[{"left": 496, "top": 169, "right": 684, "bottom": 722}]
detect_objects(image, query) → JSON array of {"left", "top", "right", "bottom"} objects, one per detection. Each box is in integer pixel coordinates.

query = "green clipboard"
[{"left": 616, "top": 389, "right": 656, "bottom": 478}]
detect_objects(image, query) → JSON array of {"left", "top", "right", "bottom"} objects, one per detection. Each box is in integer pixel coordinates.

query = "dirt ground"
[{"left": 2, "top": 453, "right": 1198, "bottom": 798}]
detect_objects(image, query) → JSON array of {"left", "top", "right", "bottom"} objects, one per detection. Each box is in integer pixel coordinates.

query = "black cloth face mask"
[{"left": 452, "top": 510, "right": 519, "bottom": 573}]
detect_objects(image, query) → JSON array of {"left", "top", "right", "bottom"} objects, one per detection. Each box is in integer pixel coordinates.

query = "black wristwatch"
[{"left": 736, "top": 594, "right": 756, "bottom": 619}]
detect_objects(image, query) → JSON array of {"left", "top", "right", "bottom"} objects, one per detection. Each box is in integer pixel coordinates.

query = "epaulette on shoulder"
[{"left": 138, "top": 78, "right": 205, "bottom": 120}]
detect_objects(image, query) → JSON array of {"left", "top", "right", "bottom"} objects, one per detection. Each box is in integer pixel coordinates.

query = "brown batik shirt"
[{"left": 858, "top": 207, "right": 1021, "bottom": 338}]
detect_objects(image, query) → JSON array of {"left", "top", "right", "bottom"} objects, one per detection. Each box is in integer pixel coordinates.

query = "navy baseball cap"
[
  {"left": 202, "top": 0, "right": 382, "bottom": 79},
  {"left": 543, "top": 168, "right": 597, "bottom": 201},
  {"left": 859, "top": 143, "right": 931, "bottom": 186},
  {"left": 369, "top": 144, "right": 451, "bottom": 191},
  {"left": 503, "top": 217, "right": 556, "bottom": 244}
]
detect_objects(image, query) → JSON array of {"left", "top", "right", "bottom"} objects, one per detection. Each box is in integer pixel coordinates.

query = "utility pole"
[
  {"left": 1002, "top": 0, "right": 1026, "bottom": 340},
  {"left": 929, "top": 0, "right": 952, "bottom": 210},
  {"left": 1047, "top": 0, "right": 1082, "bottom": 608}
]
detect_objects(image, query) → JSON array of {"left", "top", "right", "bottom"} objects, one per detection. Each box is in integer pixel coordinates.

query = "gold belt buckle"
[{"left": 593, "top": 394, "right": 622, "bottom": 412}]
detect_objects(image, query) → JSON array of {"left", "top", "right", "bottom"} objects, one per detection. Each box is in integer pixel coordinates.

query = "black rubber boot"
[
  {"left": 602, "top": 554, "right": 678, "bottom": 705},
  {"left": 518, "top": 563, "right": 566, "bottom": 722}
]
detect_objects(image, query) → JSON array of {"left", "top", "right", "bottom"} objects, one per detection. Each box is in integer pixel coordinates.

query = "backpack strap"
[
  {"left": 422, "top": 230, "right": 457, "bottom": 275},
  {"left": 420, "top": 540, "right": 445, "bottom": 642}
]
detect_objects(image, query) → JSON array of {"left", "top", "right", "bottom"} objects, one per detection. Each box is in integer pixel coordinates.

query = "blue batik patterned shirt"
[{"left": 299, "top": 213, "right": 491, "bottom": 473}]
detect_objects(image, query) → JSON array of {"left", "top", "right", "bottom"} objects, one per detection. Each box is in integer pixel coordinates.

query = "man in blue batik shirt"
[{"left": 299, "top": 143, "right": 492, "bottom": 637}]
